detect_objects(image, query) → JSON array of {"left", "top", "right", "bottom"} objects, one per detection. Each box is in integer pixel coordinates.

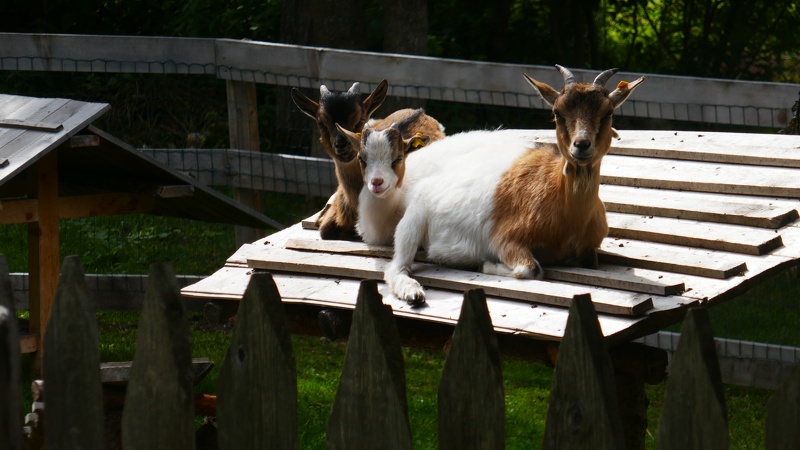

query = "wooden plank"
[
  {"left": 285, "top": 238, "right": 685, "bottom": 296},
  {"left": 0, "top": 34, "right": 216, "bottom": 74},
  {"left": 601, "top": 184, "right": 799, "bottom": 229},
  {"left": 0, "top": 118, "right": 63, "bottom": 132},
  {"left": 0, "top": 97, "right": 65, "bottom": 149},
  {"left": 138, "top": 147, "right": 338, "bottom": 195},
  {"left": 610, "top": 130, "right": 800, "bottom": 168},
  {"left": 439, "top": 289, "right": 505, "bottom": 450},
  {"left": 327, "top": 280, "right": 413, "bottom": 450},
  {"left": 214, "top": 38, "right": 796, "bottom": 127},
  {"left": 217, "top": 272, "right": 297, "bottom": 449},
  {"left": 765, "top": 362, "right": 800, "bottom": 449},
  {"left": 188, "top": 271, "right": 648, "bottom": 342},
  {"left": 657, "top": 308, "right": 729, "bottom": 449},
  {"left": 247, "top": 246, "right": 654, "bottom": 316},
  {"left": 100, "top": 358, "right": 214, "bottom": 386},
  {"left": 0, "top": 255, "right": 23, "bottom": 450},
  {"left": 601, "top": 154, "right": 800, "bottom": 198},
  {"left": 122, "top": 264, "right": 195, "bottom": 450},
  {"left": 542, "top": 294, "right": 626, "bottom": 449},
  {"left": 43, "top": 256, "right": 104, "bottom": 450},
  {"left": 606, "top": 212, "right": 784, "bottom": 255},
  {"left": 19, "top": 333, "right": 38, "bottom": 354},
  {"left": 68, "top": 134, "right": 100, "bottom": 147},
  {"left": 599, "top": 237, "right": 748, "bottom": 279}
]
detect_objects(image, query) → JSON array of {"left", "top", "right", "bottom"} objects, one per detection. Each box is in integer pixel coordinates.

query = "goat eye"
[
  {"left": 392, "top": 155, "right": 403, "bottom": 166},
  {"left": 358, "top": 156, "right": 367, "bottom": 168},
  {"left": 554, "top": 112, "right": 565, "bottom": 122}
]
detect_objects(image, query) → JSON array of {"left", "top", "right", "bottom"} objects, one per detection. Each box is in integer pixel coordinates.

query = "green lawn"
[{"left": 4, "top": 205, "right": 797, "bottom": 448}]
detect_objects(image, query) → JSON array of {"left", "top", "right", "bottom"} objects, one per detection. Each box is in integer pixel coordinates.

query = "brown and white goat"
[
  {"left": 336, "top": 108, "right": 446, "bottom": 245},
  {"left": 291, "top": 80, "right": 388, "bottom": 240},
  {"left": 384, "top": 66, "right": 645, "bottom": 305}
]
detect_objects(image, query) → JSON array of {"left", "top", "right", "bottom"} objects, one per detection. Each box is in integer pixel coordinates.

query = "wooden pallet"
[{"left": 182, "top": 129, "right": 800, "bottom": 344}]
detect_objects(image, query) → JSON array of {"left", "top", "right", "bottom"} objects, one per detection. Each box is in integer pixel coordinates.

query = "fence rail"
[
  {"left": 2, "top": 255, "right": 799, "bottom": 449},
  {"left": 0, "top": 33, "right": 798, "bottom": 128}
]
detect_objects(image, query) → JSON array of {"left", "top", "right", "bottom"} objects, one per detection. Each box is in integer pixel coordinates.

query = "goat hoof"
[{"left": 406, "top": 294, "right": 427, "bottom": 307}]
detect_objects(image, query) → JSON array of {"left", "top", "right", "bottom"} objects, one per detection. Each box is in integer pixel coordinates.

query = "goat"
[
  {"left": 336, "top": 108, "right": 446, "bottom": 245},
  {"left": 291, "top": 80, "right": 389, "bottom": 240},
  {"left": 384, "top": 66, "right": 645, "bottom": 305}
]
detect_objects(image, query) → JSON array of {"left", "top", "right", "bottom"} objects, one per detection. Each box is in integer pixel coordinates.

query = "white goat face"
[{"left": 358, "top": 128, "right": 404, "bottom": 198}]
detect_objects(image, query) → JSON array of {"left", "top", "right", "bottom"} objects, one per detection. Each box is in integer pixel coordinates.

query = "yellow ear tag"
[
  {"left": 616, "top": 80, "right": 629, "bottom": 90},
  {"left": 356, "top": 132, "right": 362, "bottom": 138},
  {"left": 415, "top": 132, "right": 423, "bottom": 137}
]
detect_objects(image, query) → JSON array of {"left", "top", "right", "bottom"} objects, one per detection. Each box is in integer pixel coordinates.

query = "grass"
[
  {"left": 3, "top": 197, "right": 797, "bottom": 448},
  {"left": 12, "top": 303, "right": 782, "bottom": 449}
]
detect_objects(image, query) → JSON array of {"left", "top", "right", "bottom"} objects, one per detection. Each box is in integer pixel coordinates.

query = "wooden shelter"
[
  {"left": 183, "top": 129, "right": 800, "bottom": 361},
  {"left": 0, "top": 93, "right": 278, "bottom": 355}
]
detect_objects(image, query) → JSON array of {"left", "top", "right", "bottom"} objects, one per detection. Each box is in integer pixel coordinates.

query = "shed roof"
[{"left": 0, "top": 93, "right": 280, "bottom": 229}]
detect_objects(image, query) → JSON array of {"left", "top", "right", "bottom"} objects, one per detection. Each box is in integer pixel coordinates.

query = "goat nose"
[
  {"left": 371, "top": 177, "right": 384, "bottom": 187},
  {"left": 573, "top": 139, "right": 591, "bottom": 151}
]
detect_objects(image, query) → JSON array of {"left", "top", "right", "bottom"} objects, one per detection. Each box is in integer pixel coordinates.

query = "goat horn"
[
  {"left": 320, "top": 85, "right": 331, "bottom": 97},
  {"left": 347, "top": 82, "right": 360, "bottom": 95},
  {"left": 593, "top": 68, "right": 619, "bottom": 87},
  {"left": 556, "top": 65, "right": 576, "bottom": 86}
]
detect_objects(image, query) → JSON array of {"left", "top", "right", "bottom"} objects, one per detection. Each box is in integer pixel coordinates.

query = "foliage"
[{"left": 3, "top": 1, "right": 798, "bottom": 81}]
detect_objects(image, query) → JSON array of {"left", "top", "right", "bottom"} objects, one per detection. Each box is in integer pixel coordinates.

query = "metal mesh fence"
[{"left": 0, "top": 53, "right": 797, "bottom": 276}]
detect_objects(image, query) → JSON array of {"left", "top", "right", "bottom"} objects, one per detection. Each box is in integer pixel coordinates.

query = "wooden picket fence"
[{"left": 1, "top": 254, "right": 799, "bottom": 449}]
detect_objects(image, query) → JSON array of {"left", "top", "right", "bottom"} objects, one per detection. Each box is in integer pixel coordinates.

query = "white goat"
[
  {"left": 337, "top": 108, "right": 445, "bottom": 245},
  {"left": 384, "top": 66, "right": 645, "bottom": 306}
]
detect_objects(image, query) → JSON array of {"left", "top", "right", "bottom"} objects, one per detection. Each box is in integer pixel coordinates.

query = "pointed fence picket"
[{"left": 0, "top": 255, "right": 798, "bottom": 449}]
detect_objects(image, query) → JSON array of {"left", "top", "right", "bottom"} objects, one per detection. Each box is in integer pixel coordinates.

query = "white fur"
[{"left": 383, "top": 129, "right": 541, "bottom": 302}]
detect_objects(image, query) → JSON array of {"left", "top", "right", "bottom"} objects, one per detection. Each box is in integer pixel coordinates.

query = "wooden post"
[
  {"left": 43, "top": 256, "right": 104, "bottom": 450},
  {"left": 0, "top": 255, "right": 23, "bottom": 450},
  {"left": 227, "top": 80, "right": 266, "bottom": 246},
  {"left": 542, "top": 294, "right": 626, "bottom": 449},
  {"left": 766, "top": 361, "right": 800, "bottom": 449},
  {"left": 438, "top": 289, "right": 504, "bottom": 449},
  {"left": 326, "top": 280, "right": 412, "bottom": 450},
  {"left": 217, "top": 272, "right": 297, "bottom": 449},
  {"left": 28, "top": 150, "right": 60, "bottom": 366},
  {"left": 657, "top": 307, "right": 729, "bottom": 449},
  {"left": 122, "top": 263, "right": 195, "bottom": 450}
]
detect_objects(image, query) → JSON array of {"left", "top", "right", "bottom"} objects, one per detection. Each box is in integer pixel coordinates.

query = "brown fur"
[
  {"left": 490, "top": 69, "right": 644, "bottom": 275},
  {"left": 291, "top": 81, "right": 389, "bottom": 240}
]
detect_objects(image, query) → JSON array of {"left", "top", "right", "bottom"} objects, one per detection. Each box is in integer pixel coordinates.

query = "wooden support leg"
[
  {"left": 28, "top": 151, "right": 60, "bottom": 373},
  {"left": 226, "top": 80, "right": 265, "bottom": 246}
]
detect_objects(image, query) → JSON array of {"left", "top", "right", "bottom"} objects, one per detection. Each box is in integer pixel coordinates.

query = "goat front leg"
[
  {"left": 485, "top": 242, "right": 544, "bottom": 280},
  {"left": 385, "top": 208, "right": 427, "bottom": 306},
  {"left": 317, "top": 189, "right": 360, "bottom": 241}
]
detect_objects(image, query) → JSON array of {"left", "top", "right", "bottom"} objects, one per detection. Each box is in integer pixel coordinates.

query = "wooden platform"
[{"left": 181, "top": 129, "right": 800, "bottom": 346}]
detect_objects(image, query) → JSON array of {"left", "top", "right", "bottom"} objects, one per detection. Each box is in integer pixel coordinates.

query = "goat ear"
[
  {"left": 404, "top": 133, "right": 429, "bottom": 153},
  {"left": 609, "top": 76, "right": 646, "bottom": 109},
  {"left": 335, "top": 123, "right": 362, "bottom": 149},
  {"left": 523, "top": 73, "right": 560, "bottom": 107},
  {"left": 291, "top": 88, "right": 320, "bottom": 121},
  {"left": 363, "top": 79, "right": 389, "bottom": 118}
]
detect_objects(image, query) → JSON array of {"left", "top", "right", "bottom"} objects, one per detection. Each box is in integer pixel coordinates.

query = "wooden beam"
[
  {"left": 0, "top": 194, "right": 156, "bottom": 224},
  {"left": 27, "top": 150, "right": 60, "bottom": 366},
  {"left": 153, "top": 185, "right": 194, "bottom": 198}
]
